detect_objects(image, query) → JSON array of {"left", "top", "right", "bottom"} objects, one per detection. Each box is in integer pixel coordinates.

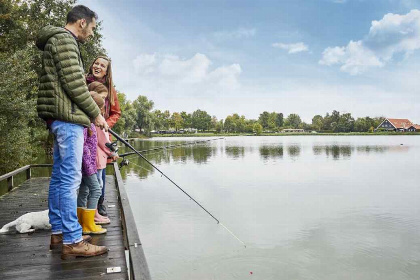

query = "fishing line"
[{"left": 109, "top": 129, "right": 246, "bottom": 248}]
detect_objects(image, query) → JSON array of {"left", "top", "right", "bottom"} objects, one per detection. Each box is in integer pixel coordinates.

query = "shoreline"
[{"left": 141, "top": 132, "right": 420, "bottom": 138}]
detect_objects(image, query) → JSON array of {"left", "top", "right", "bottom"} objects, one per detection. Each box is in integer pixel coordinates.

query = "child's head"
[
  {"left": 90, "top": 91, "right": 105, "bottom": 110},
  {"left": 88, "top": 81, "right": 108, "bottom": 100}
]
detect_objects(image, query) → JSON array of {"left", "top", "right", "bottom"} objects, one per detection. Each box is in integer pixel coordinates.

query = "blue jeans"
[
  {"left": 49, "top": 121, "right": 84, "bottom": 244},
  {"left": 77, "top": 174, "right": 102, "bottom": 209},
  {"left": 100, "top": 168, "right": 106, "bottom": 198},
  {"left": 97, "top": 169, "right": 104, "bottom": 192}
]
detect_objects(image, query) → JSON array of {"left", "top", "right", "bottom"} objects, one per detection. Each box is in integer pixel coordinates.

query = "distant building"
[
  {"left": 281, "top": 129, "right": 305, "bottom": 133},
  {"left": 375, "top": 118, "right": 420, "bottom": 132}
]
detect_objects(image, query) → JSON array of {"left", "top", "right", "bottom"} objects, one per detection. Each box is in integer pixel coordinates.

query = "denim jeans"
[
  {"left": 49, "top": 121, "right": 84, "bottom": 244},
  {"left": 77, "top": 174, "right": 102, "bottom": 209},
  {"left": 97, "top": 169, "right": 104, "bottom": 192},
  {"left": 100, "top": 168, "right": 106, "bottom": 198}
]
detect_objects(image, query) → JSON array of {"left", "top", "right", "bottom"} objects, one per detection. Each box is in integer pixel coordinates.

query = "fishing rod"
[
  {"left": 108, "top": 129, "right": 246, "bottom": 248},
  {"left": 118, "top": 137, "right": 225, "bottom": 158}
]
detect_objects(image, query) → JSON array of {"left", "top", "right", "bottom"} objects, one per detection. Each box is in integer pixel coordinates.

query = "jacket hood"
[{"left": 36, "top": 26, "right": 70, "bottom": 50}]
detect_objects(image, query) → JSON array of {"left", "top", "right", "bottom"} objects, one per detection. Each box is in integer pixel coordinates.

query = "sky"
[{"left": 78, "top": 0, "right": 420, "bottom": 123}]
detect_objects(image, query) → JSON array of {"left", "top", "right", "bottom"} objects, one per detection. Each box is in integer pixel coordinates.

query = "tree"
[
  {"left": 180, "top": 111, "right": 192, "bottom": 128},
  {"left": 258, "top": 111, "right": 270, "bottom": 129},
  {"left": 268, "top": 112, "right": 278, "bottom": 131},
  {"left": 112, "top": 92, "right": 136, "bottom": 135},
  {"left": 191, "top": 109, "right": 211, "bottom": 131},
  {"left": 276, "top": 113, "right": 284, "bottom": 127},
  {"left": 312, "top": 115, "right": 323, "bottom": 131},
  {"left": 210, "top": 116, "right": 218, "bottom": 131},
  {"left": 286, "top": 114, "right": 302, "bottom": 128},
  {"left": 224, "top": 115, "right": 235, "bottom": 133},
  {"left": 133, "top": 95, "right": 154, "bottom": 134},
  {"left": 171, "top": 112, "right": 184, "bottom": 131},
  {"left": 253, "top": 123, "right": 263, "bottom": 135},
  {"left": 335, "top": 113, "right": 354, "bottom": 132}
]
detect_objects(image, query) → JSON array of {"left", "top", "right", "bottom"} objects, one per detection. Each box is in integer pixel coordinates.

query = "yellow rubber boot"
[
  {"left": 82, "top": 209, "right": 107, "bottom": 235},
  {"left": 77, "top": 207, "right": 84, "bottom": 227}
]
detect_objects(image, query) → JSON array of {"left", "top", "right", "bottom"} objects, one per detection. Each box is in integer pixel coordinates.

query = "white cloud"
[
  {"left": 320, "top": 9, "right": 420, "bottom": 74},
  {"left": 272, "top": 42, "right": 309, "bottom": 54},
  {"left": 320, "top": 41, "right": 383, "bottom": 75},
  {"left": 213, "top": 28, "right": 256, "bottom": 41},
  {"left": 133, "top": 53, "right": 156, "bottom": 74}
]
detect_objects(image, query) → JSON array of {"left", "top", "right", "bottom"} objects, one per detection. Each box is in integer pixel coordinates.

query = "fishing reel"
[
  {"left": 105, "top": 141, "right": 119, "bottom": 153},
  {"left": 119, "top": 158, "right": 129, "bottom": 169}
]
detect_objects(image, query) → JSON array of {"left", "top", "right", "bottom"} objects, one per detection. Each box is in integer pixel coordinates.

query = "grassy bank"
[{"left": 147, "top": 132, "right": 420, "bottom": 138}]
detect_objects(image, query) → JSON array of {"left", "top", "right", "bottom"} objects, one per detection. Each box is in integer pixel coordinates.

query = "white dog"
[{"left": 0, "top": 210, "right": 51, "bottom": 233}]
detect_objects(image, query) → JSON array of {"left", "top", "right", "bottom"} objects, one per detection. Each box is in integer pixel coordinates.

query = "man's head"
[{"left": 65, "top": 5, "right": 97, "bottom": 43}]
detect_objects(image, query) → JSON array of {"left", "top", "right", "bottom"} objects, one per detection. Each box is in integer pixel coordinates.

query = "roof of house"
[
  {"left": 387, "top": 118, "right": 413, "bottom": 129},
  {"left": 407, "top": 124, "right": 420, "bottom": 129}
]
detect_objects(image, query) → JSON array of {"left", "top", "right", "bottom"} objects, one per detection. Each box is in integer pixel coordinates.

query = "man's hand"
[
  {"left": 94, "top": 114, "right": 108, "bottom": 131},
  {"left": 111, "top": 155, "right": 119, "bottom": 161}
]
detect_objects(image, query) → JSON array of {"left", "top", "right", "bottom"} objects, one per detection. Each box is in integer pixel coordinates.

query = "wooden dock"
[{"left": 0, "top": 164, "right": 151, "bottom": 280}]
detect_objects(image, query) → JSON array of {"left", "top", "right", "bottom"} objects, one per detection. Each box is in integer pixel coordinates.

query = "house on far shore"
[
  {"left": 281, "top": 128, "right": 305, "bottom": 133},
  {"left": 375, "top": 118, "right": 420, "bottom": 132}
]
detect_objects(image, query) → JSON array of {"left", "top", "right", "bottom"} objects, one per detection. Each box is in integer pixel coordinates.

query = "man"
[{"left": 36, "top": 5, "right": 108, "bottom": 259}]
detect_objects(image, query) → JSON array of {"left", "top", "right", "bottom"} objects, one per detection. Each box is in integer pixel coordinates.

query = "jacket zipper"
[{"left": 71, "top": 102, "right": 75, "bottom": 114}]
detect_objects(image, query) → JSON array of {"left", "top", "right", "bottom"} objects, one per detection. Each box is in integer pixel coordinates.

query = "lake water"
[{"left": 120, "top": 136, "right": 420, "bottom": 280}]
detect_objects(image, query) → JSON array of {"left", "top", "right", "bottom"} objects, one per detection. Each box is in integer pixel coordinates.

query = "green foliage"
[
  {"left": 191, "top": 109, "right": 211, "bottom": 131},
  {"left": 0, "top": 0, "right": 106, "bottom": 173},
  {"left": 258, "top": 111, "right": 270, "bottom": 129},
  {"left": 312, "top": 115, "right": 323, "bottom": 131},
  {"left": 0, "top": 48, "right": 38, "bottom": 174},
  {"left": 132, "top": 95, "right": 154, "bottom": 135},
  {"left": 285, "top": 113, "right": 302, "bottom": 129},
  {"left": 171, "top": 112, "right": 184, "bottom": 131},
  {"left": 112, "top": 92, "right": 136, "bottom": 135},
  {"left": 253, "top": 123, "right": 263, "bottom": 135},
  {"left": 180, "top": 111, "right": 192, "bottom": 128}
]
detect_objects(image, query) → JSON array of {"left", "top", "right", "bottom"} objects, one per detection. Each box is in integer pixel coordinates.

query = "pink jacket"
[{"left": 96, "top": 127, "right": 114, "bottom": 170}]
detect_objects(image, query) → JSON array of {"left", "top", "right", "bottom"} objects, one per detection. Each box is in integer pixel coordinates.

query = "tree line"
[{"left": 112, "top": 94, "right": 385, "bottom": 136}]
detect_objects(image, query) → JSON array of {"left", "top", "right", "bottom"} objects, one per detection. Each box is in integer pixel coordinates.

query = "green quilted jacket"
[{"left": 36, "top": 26, "right": 100, "bottom": 127}]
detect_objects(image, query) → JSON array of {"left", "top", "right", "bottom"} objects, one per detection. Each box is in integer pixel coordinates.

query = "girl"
[{"left": 76, "top": 92, "right": 107, "bottom": 235}]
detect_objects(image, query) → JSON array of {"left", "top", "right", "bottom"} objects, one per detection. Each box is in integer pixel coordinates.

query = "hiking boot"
[
  {"left": 50, "top": 234, "right": 92, "bottom": 250},
  {"left": 97, "top": 196, "right": 108, "bottom": 217},
  {"left": 61, "top": 240, "right": 108, "bottom": 260}
]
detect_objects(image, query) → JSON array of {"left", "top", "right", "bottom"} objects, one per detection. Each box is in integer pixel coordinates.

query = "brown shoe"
[
  {"left": 50, "top": 234, "right": 92, "bottom": 250},
  {"left": 61, "top": 240, "right": 108, "bottom": 260}
]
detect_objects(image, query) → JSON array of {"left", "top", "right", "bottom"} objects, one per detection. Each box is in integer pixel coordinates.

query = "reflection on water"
[
  {"left": 225, "top": 146, "right": 245, "bottom": 159},
  {"left": 287, "top": 144, "right": 301, "bottom": 158},
  {"left": 119, "top": 140, "right": 217, "bottom": 179},
  {"left": 313, "top": 145, "right": 352, "bottom": 159},
  {"left": 313, "top": 145, "right": 409, "bottom": 159},
  {"left": 259, "top": 145, "right": 283, "bottom": 160}
]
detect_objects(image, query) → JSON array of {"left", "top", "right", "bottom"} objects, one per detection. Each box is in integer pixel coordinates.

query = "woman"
[{"left": 86, "top": 56, "right": 121, "bottom": 217}]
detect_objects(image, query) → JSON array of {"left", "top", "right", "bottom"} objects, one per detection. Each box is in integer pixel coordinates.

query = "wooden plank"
[
  {"left": 113, "top": 162, "right": 151, "bottom": 280},
  {"left": 0, "top": 176, "right": 130, "bottom": 280}
]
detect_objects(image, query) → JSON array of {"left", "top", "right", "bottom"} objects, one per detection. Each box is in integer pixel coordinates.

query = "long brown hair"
[{"left": 87, "top": 55, "right": 116, "bottom": 106}]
